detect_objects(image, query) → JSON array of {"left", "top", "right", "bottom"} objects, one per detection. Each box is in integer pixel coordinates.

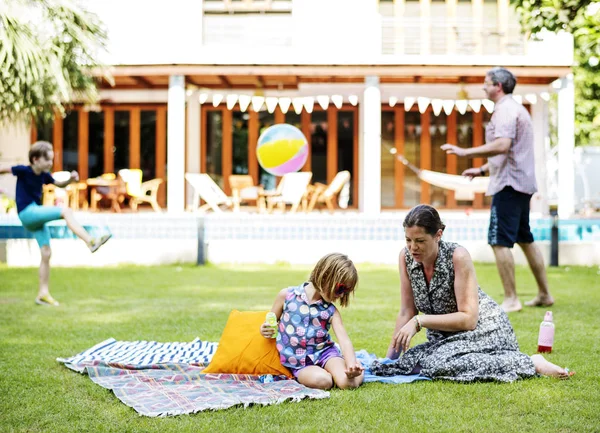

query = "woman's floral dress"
[{"left": 371, "top": 240, "right": 536, "bottom": 382}]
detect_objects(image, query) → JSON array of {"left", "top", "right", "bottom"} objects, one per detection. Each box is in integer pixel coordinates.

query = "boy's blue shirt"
[{"left": 11, "top": 165, "right": 55, "bottom": 213}]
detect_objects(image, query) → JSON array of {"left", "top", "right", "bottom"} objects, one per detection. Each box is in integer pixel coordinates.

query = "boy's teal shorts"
[{"left": 18, "top": 203, "right": 63, "bottom": 247}]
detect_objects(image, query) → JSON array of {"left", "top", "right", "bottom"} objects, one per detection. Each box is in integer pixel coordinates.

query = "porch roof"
[{"left": 95, "top": 64, "right": 571, "bottom": 90}]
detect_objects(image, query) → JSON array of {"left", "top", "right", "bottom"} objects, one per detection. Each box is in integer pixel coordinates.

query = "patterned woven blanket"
[{"left": 87, "top": 364, "right": 329, "bottom": 417}]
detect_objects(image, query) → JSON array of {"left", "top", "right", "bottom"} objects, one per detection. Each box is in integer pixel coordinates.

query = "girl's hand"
[
  {"left": 345, "top": 362, "right": 364, "bottom": 379},
  {"left": 393, "top": 318, "right": 419, "bottom": 354},
  {"left": 259, "top": 322, "right": 276, "bottom": 338}
]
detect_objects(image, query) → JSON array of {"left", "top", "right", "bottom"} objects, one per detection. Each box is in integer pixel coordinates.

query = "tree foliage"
[
  {"left": 511, "top": 0, "right": 600, "bottom": 145},
  {"left": 0, "top": 0, "right": 108, "bottom": 126}
]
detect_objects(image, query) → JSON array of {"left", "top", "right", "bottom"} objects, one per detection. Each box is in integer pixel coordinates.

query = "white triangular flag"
[
  {"left": 303, "top": 97, "right": 314, "bottom": 113},
  {"left": 442, "top": 100, "right": 455, "bottom": 115},
  {"left": 455, "top": 100, "right": 468, "bottom": 115},
  {"left": 468, "top": 100, "right": 482, "bottom": 113},
  {"left": 431, "top": 99, "right": 443, "bottom": 116},
  {"left": 226, "top": 94, "right": 238, "bottom": 110},
  {"left": 265, "top": 97, "right": 278, "bottom": 113},
  {"left": 238, "top": 95, "right": 251, "bottom": 112},
  {"left": 292, "top": 97, "right": 304, "bottom": 114},
  {"left": 482, "top": 99, "right": 494, "bottom": 113},
  {"left": 212, "top": 94, "right": 224, "bottom": 107},
  {"left": 389, "top": 96, "right": 398, "bottom": 107},
  {"left": 316, "top": 95, "right": 329, "bottom": 110},
  {"left": 251, "top": 96, "right": 265, "bottom": 111},
  {"left": 525, "top": 94, "right": 538, "bottom": 104},
  {"left": 279, "top": 97, "right": 292, "bottom": 114},
  {"left": 348, "top": 95, "right": 358, "bottom": 106},
  {"left": 199, "top": 93, "right": 209, "bottom": 104},
  {"left": 512, "top": 94, "right": 523, "bottom": 104},
  {"left": 404, "top": 97, "right": 416, "bottom": 111},
  {"left": 331, "top": 95, "right": 343, "bottom": 109},
  {"left": 417, "top": 97, "right": 430, "bottom": 114}
]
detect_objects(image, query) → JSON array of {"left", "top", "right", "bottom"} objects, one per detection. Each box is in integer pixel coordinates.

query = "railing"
[
  {"left": 202, "top": 15, "right": 529, "bottom": 56},
  {"left": 381, "top": 17, "right": 527, "bottom": 56}
]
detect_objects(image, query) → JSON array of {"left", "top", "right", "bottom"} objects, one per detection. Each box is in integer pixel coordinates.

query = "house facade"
[{"left": 0, "top": 0, "right": 576, "bottom": 216}]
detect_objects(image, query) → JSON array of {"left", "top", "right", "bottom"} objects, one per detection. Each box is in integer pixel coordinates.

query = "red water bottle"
[{"left": 537, "top": 311, "right": 555, "bottom": 353}]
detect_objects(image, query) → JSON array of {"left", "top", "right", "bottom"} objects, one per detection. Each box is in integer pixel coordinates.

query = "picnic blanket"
[
  {"left": 57, "top": 339, "right": 430, "bottom": 416},
  {"left": 356, "top": 350, "right": 430, "bottom": 384},
  {"left": 57, "top": 338, "right": 328, "bottom": 417},
  {"left": 57, "top": 337, "right": 218, "bottom": 373},
  {"left": 86, "top": 364, "right": 328, "bottom": 417}
]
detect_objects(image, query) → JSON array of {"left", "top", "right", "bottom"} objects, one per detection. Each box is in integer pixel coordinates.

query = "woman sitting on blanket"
[
  {"left": 371, "top": 204, "right": 573, "bottom": 382},
  {"left": 260, "top": 252, "right": 364, "bottom": 390}
]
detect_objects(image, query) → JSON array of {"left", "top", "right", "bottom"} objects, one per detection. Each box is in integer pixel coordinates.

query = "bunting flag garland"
[{"left": 192, "top": 90, "right": 554, "bottom": 115}]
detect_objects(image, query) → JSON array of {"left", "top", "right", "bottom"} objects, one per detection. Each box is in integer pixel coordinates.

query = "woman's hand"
[
  {"left": 344, "top": 362, "right": 364, "bottom": 379},
  {"left": 70, "top": 171, "right": 79, "bottom": 182},
  {"left": 259, "top": 322, "right": 276, "bottom": 338},
  {"left": 392, "top": 318, "right": 419, "bottom": 354}
]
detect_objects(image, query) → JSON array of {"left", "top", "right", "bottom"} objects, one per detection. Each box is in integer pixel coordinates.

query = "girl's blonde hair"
[{"left": 309, "top": 252, "right": 358, "bottom": 307}]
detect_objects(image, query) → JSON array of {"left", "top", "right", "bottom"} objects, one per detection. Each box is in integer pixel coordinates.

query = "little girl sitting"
[{"left": 260, "top": 252, "right": 364, "bottom": 390}]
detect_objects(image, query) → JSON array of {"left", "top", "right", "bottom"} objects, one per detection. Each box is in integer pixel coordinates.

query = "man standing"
[{"left": 441, "top": 67, "right": 554, "bottom": 313}]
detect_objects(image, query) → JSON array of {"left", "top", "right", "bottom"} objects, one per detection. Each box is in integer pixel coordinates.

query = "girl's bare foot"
[{"left": 531, "top": 354, "right": 573, "bottom": 379}]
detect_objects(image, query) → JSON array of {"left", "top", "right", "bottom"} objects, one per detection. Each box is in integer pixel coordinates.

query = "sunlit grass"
[{"left": 1, "top": 263, "right": 598, "bottom": 433}]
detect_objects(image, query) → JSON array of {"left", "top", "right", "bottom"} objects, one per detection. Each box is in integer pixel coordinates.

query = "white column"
[
  {"left": 167, "top": 75, "right": 186, "bottom": 212},
  {"left": 0, "top": 120, "right": 30, "bottom": 199},
  {"left": 497, "top": 0, "right": 509, "bottom": 54},
  {"left": 359, "top": 76, "right": 381, "bottom": 214},
  {"left": 557, "top": 74, "right": 575, "bottom": 218},
  {"left": 186, "top": 90, "right": 201, "bottom": 209},
  {"left": 420, "top": 0, "right": 431, "bottom": 55},
  {"left": 531, "top": 98, "right": 548, "bottom": 214}
]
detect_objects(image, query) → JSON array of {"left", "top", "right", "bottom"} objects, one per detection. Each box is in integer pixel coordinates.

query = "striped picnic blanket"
[{"left": 56, "top": 337, "right": 218, "bottom": 373}]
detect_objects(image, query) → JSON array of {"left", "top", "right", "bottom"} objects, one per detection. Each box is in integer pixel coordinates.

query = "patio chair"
[
  {"left": 118, "top": 169, "right": 163, "bottom": 212},
  {"left": 185, "top": 173, "right": 237, "bottom": 213},
  {"left": 42, "top": 171, "right": 71, "bottom": 207},
  {"left": 264, "top": 172, "right": 313, "bottom": 213},
  {"left": 306, "top": 170, "right": 351, "bottom": 213},
  {"left": 228, "top": 174, "right": 265, "bottom": 212}
]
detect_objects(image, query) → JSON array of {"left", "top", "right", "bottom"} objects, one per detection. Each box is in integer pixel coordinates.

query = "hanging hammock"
[{"left": 397, "top": 155, "right": 489, "bottom": 201}]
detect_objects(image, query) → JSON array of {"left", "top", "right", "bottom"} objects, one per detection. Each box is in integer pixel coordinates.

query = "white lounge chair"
[
  {"left": 185, "top": 173, "right": 237, "bottom": 213},
  {"left": 265, "top": 172, "right": 313, "bottom": 213}
]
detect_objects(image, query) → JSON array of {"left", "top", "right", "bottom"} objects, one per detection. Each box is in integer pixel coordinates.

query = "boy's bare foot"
[
  {"left": 525, "top": 295, "right": 555, "bottom": 307},
  {"left": 501, "top": 298, "right": 522, "bottom": 313},
  {"left": 531, "top": 354, "right": 574, "bottom": 379}
]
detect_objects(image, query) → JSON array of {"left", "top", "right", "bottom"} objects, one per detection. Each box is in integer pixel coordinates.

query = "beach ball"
[{"left": 256, "top": 124, "right": 308, "bottom": 176}]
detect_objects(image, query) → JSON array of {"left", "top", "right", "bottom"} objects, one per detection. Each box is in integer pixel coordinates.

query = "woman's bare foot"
[
  {"left": 525, "top": 295, "right": 555, "bottom": 307},
  {"left": 502, "top": 298, "right": 522, "bottom": 313},
  {"left": 531, "top": 354, "right": 573, "bottom": 379}
]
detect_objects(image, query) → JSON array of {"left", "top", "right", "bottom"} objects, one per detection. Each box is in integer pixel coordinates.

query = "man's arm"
[
  {"left": 0, "top": 166, "right": 13, "bottom": 175},
  {"left": 441, "top": 138, "right": 511, "bottom": 158}
]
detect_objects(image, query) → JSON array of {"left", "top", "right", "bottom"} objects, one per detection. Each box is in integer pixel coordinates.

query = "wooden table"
[{"left": 86, "top": 178, "right": 124, "bottom": 212}]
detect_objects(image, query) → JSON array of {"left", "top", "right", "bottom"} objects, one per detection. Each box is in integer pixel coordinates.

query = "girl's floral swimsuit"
[{"left": 276, "top": 283, "right": 342, "bottom": 376}]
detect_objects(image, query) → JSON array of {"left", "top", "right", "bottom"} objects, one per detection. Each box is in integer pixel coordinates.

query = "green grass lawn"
[{"left": 1, "top": 262, "right": 599, "bottom": 433}]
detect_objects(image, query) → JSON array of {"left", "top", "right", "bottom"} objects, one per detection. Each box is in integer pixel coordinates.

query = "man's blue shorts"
[
  {"left": 18, "top": 203, "right": 63, "bottom": 247},
  {"left": 488, "top": 186, "right": 535, "bottom": 248}
]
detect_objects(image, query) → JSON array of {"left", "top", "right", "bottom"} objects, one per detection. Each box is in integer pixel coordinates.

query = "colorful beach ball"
[{"left": 256, "top": 124, "right": 308, "bottom": 176}]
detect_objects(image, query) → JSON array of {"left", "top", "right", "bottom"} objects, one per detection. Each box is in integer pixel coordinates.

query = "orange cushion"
[{"left": 203, "top": 310, "right": 292, "bottom": 377}]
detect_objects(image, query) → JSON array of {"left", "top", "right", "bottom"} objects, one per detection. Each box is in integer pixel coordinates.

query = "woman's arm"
[
  {"left": 330, "top": 309, "right": 363, "bottom": 377},
  {"left": 387, "top": 249, "right": 418, "bottom": 358},
  {"left": 259, "top": 288, "right": 287, "bottom": 338},
  {"left": 418, "top": 247, "right": 479, "bottom": 332}
]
